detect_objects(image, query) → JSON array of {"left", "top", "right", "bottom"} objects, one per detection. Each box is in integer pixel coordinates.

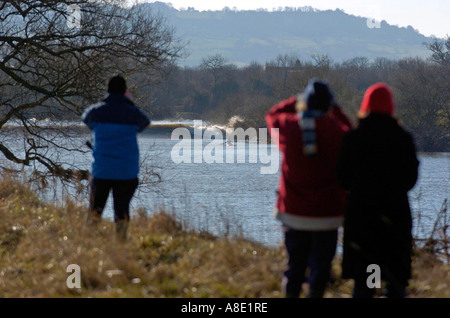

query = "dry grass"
[
  {"left": 0, "top": 177, "right": 448, "bottom": 298},
  {"left": 0, "top": 177, "right": 284, "bottom": 298}
]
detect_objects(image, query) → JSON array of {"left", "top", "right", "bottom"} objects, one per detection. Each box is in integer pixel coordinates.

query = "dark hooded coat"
[{"left": 337, "top": 112, "right": 419, "bottom": 286}]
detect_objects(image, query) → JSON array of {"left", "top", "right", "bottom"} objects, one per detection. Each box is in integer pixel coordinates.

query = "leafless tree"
[
  {"left": 200, "top": 53, "right": 228, "bottom": 87},
  {"left": 425, "top": 36, "right": 450, "bottom": 66},
  {"left": 0, "top": 0, "right": 183, "bottom": 182},
  {"left": 393, "top": 58, "right": 449, "bottom": 151},
  {"left": 310, "top": 52, "right": 332, "bottom": 69}
]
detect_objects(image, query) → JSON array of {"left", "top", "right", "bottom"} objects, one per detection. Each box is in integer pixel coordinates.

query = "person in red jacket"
[{"left": 266, "top": 78, "right": 352, "bottom": 298}]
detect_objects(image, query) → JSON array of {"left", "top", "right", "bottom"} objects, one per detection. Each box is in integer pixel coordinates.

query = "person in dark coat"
[
  {"left": 337, "top": 82, "right": 419, "bottom": 298},
  {"left": 266, "top": 79, "right": 353, "bottom": 298},
  {"left": 82, "top": 75, "right": 151, "bottom": 241}
]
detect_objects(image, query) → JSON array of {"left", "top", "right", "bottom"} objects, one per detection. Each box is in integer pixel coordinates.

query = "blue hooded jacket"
[{"left": 82, "top": 93, "right": 150, "bottom": 180}]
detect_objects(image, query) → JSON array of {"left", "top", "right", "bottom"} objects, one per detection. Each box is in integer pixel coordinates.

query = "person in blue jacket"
[{"left": 82, "top": 75, "right": 150, "bottom": 241}]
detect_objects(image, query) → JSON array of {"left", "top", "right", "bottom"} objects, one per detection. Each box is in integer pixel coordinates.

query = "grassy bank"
[{"left": 0, "top": 178, "right": 448, "bottom": 298}]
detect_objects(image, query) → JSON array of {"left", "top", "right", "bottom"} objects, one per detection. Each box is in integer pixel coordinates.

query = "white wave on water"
[
  {"left": 3, "top": 117, "right": 249, "bottom": 134},
  {"left": 188, "top": 116, "right": 248, "bottom": 132},
  {"left": 151, "top": 119, "right": 199, "bottom": 126},
  {"left": 160, "top": 119, "right": 231, "bottom": 133},
  {"left": 3, "top": 118, "right": 199, "bottom": 128}
]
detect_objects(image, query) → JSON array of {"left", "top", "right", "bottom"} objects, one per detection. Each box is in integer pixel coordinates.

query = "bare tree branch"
[{"left": 0, "top": 0, "right": 183, "bottom": 181}]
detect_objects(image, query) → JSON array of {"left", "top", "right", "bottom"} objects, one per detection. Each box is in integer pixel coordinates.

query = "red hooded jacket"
[{"left": 266, "top": 96, "right": 352, "bottom": 230}]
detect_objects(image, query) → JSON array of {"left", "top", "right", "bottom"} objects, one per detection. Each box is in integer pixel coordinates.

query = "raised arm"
[{"left": 330, "top": 104, "right": 353, "bottom": 132}]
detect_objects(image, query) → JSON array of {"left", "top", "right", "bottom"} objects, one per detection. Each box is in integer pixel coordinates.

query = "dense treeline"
[{"left": 133, "top": 38, "right": 449, "bottom": 152}]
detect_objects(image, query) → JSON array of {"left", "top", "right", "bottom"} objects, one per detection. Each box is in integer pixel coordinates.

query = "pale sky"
[{"left": 136, "top": 0, "right": 450, "bottom": 38}]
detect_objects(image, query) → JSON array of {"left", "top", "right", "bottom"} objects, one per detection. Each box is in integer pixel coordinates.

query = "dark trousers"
[
  {"left": 282, "top": 227, "right": 338, "bottom": 298},
  {"left": 89, "top": 178, "right": 139, "bottom": 222}
]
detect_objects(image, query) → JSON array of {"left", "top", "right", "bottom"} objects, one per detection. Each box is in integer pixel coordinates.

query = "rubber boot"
[{"left": 116, "top": 221, "right": 129, "bottom": 242}]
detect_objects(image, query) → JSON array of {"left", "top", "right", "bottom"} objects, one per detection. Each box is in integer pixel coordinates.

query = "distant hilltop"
[{"left": 139, "top": 2, "right": 434, "bottom": 67}]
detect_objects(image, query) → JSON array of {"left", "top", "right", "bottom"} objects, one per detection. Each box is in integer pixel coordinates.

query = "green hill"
[{"left": 141, "top": 2, "right": 433, "bottom": 67}]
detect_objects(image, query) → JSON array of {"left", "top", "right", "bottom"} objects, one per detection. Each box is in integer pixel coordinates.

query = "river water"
[
  {"left": 135, "top": 137, "right": 450, "bottom": 247},
  {"left": 1, "top": 122, "right": 449, "bottom": 247}
]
